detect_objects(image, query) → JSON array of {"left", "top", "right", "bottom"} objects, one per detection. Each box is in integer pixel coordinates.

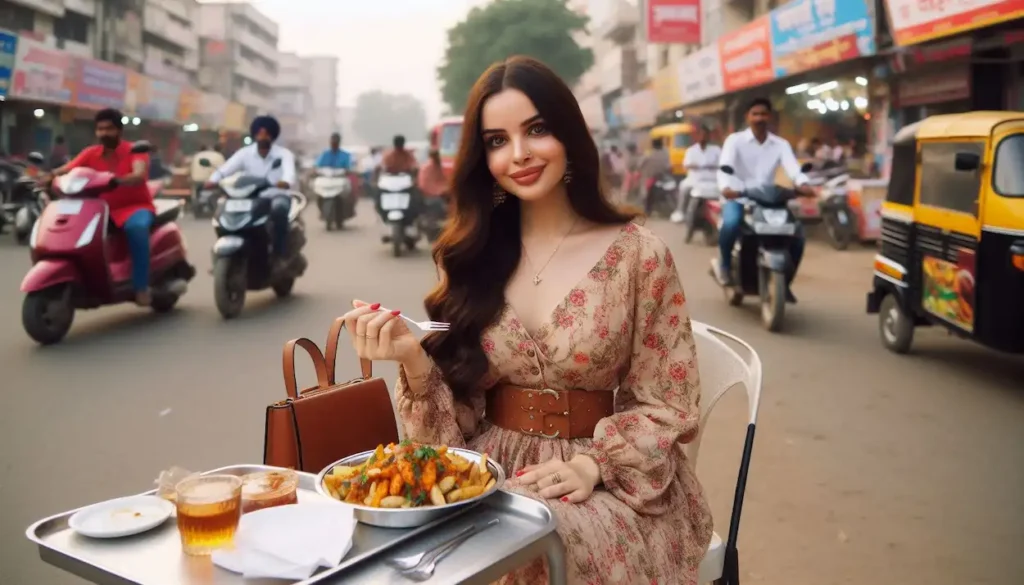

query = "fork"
[
  {"left": 400, "top": 518, "right": 501, "bottom": 581},
  {"left": 379, "top": 307, "right": 449, "bottom": 331},
  {"left": 385, "top": 523, "right": 476, "bottom": 571}
]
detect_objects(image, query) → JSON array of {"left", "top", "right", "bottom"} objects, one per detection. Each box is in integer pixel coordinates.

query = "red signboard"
[
  {"left": 886, "top": 0, "right": 1024, "bottom": 47},
  {"left": 645, "top": 0, "right": 701, "bottom": 45},
  {"left": 718, "top": 15, "right": 775, "bottom": 93}
]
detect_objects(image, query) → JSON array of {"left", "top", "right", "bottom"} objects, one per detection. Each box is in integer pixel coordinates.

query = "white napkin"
[{"left": 212, "top": 503, "right": 355, "bottom": 580}]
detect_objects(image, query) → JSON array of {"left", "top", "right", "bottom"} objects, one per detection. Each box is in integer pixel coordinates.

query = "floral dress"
[{"left": 395, "top": 222, "right": 714, "bottom": 585}]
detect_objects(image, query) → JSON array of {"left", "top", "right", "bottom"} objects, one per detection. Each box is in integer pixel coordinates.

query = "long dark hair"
[{"left": 422, "top": 56, "right": 637, "bottom": 401}]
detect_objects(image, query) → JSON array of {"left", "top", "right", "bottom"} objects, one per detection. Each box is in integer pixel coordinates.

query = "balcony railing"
[
  {"left": 148, "top": 0, "right": 190, "bottom": 22},
  {"left": 597, "top": 0, "right": 639, "bottom": 43},
  {"left": 235, "top": 85, "right": 273, "bottom": 111},
  {"left": 234, "top": 27, "right": 277, "bottom": 60},
  {"left": 234, "top": 55, "right": 275, "bottom": 83},
  {"left": 143, "top": 8, "right": 198, "bottom": 50},
  {"left": 10, "top": 0, "right": 64, "bottom": 17}
]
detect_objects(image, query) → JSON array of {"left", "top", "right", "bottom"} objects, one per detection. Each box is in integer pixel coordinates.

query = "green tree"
[
  {"left": 352, "top": 91, "right": 428, "bottom": 147},
  {"left": 438, "top": 0, "right": 593, "bottom": 113}
]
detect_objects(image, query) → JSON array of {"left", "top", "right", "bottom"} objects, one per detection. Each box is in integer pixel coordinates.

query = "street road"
[{"left": 1, "top": 200, "right": 1022, "bottom": 585}]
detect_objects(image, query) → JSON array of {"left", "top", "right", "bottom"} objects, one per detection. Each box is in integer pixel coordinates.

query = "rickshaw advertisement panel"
[{"left": 921, "top": 249, "right": 976, "bottom": 332}]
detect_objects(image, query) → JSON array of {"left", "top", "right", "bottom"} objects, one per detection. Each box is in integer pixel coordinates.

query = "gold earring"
[
  {"left": 493, "top": 183, "right": 507, "bottom": 207},
  {"left": 563, "top": 162, "right": 573, "bottom": 184}
]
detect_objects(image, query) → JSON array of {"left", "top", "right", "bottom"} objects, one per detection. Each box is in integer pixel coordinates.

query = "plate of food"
[
  {"left": 68, "top": 495, "right": 175, "bottom": 539},
  {"left": 315, "top": 442, "right": 505, "bottom": 528}
]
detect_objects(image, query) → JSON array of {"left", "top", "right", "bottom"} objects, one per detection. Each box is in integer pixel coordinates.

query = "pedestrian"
[
  {"left": 338, "top": 55, "right": 712, "bottom": 585},
  {"left": 672, "top": 124, "right": 721, "bottom": 224}
]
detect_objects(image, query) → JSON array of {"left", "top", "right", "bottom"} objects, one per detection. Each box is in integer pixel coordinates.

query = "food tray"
[{"left": 26, "top": 464, "right": 483, "bottom": 585}]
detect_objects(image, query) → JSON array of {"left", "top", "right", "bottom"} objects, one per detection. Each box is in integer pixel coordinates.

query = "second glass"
[{"left": 175, "top": 474, "right": 242, "bottom": 556}]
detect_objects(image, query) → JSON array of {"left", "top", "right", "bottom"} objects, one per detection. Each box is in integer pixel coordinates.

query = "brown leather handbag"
[{"left": 263, "top": 317, "right": 400, "bottom": 473}]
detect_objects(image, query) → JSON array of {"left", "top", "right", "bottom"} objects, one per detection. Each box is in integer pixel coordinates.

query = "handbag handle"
[
  {"left": 325, "top": 316, "right": 373, "bottom": 384},
  {"left": 282, "top": 337, "right": 330, "bottom": 400}
]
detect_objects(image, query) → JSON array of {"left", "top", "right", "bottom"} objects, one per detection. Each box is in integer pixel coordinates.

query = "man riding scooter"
[
  {"left": 639, "top": 138, "right": 672, "bottom": 216},
  {"left": 314, "top": 132, "right": 354, "bottom": 222},
  {"left": 190, "top": 143, "right": 225, "bottom": 216},
  {"left": 205, "top": 115, "right": 297, "bottom": 276},
  {"left": 715, "top": 97, "right": 816, "bottom": 300},
  {"left": 672, "top": 125, "right": 721, "bottom": 224},
  {"left": 416, "top": 148, "right": 449, "bottom": 241},
  {"left": 45, "top": 108, "right": 158, "bottom": 307}
]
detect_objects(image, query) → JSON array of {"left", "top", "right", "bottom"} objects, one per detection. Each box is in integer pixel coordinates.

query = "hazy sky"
[{"left": 253, "top": 0, "right": 491, "bottom": 122}]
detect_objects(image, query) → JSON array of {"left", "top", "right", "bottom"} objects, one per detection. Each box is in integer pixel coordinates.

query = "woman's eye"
[
  {"left": 487, "top": 136, "right": 507, "bottom": 148},
  {"left": 528, "top": 124, "right": 548, "bottom": 136}
]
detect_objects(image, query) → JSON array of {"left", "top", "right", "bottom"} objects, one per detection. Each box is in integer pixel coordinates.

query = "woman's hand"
[
  {"left": 341, "top": 299, "right": 421, "bottom": 364},
  {"left": 516, "top": 455, "right": 601, "bottom": 503}
]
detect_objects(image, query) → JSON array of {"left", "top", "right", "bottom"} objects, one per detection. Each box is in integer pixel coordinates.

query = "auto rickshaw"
[{"left": 865, "top": 111, "right": 1024, "bottom": 354}]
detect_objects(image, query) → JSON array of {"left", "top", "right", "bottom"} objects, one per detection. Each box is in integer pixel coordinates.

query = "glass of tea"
[
  {"left": 241, "top": 470, "right": 299, "bottom": 514},
  {"left": 175, "top": 474, "right": 243, "bottom": 556}
]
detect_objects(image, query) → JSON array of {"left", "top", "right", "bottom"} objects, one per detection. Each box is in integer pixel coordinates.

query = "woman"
[{"left": 341, "top": 56, "right": 712, "bottom": 584}]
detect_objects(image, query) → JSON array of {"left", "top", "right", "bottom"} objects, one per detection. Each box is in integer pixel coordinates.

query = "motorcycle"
[
  {"left": 683, "top": 177, "right": 719, "bottom": 246},
  {"left": 710, "top": 163, "right": 813, "bottom": 332},
  {"left": 19, "top": 141, "right": 196, "bottom": 345},
  {"left": 376, "top": 172, "right": 422, "bottom": 257},
  {"left": 210, "top": 158, "right": 309, "bottom": 319},
  {"left": 418, "top": 195, "right": 449, "bottom": 243},
  {"left": 312, "top": 167, "right": 355, "bottom": 230},
  {"left": 815, "top": 162, "right": 854, "bottom": 250},
  {"left": 646, "top": 172, "right": 680, "bottom": 218},
  {"left": 2, "top": 153, "right": 43, "bottom": 235}
]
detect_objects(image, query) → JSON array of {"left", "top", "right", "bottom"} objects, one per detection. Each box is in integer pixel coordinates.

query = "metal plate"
[
  {"left": 26, "top": 464, "right": 516, "bottom": 585},
  {"left": 314, "top": 448, "right": 507, "bottom": 528}
]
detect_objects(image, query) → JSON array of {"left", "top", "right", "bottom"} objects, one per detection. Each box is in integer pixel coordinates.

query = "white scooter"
[
  {"left": 684, "top": 178, "right": 720, "bottom": 246},
  {"left": 312, "top": 167, "right": 354, "bottom": 231},
  {"left": 818, "top": 170, "right": 854, "bottom": 250}
]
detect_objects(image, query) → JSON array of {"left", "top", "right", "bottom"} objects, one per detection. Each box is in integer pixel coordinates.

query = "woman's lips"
[{"left": 509, "top": 165, "right": 545, "bottom": 186}]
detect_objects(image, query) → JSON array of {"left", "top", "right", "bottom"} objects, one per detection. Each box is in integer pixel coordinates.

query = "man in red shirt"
[{"left": 49, "top": 109, "right": 155, "bottom": 306}]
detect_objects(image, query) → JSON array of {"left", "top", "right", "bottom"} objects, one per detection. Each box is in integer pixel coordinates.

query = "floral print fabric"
[{"left": 395, "top": 222, "right": 713, "bottom": 584}]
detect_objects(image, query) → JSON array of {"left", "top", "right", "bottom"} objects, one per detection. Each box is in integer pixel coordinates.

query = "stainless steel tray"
[{"left": 27, "top": 464, "right": 564, "bottom": 585}]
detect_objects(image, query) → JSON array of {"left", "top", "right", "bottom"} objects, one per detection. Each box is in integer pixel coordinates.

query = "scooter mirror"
[
  {"left": 719, "top": 165, "right": 735, "bottom": 175},
  {"left": 198, "top": 158, "right": 211, "bottom": 168},
  {"left": 130, "top": 141, "right": 152, "bottom": 154},
  {"left": 27, "top": 152, "right": 45, "bottom": 165},
  {"left": 800, "top": 162, "right": 814, "bottom": 173}
]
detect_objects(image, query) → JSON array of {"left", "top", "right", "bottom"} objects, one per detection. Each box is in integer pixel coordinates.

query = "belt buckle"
[{"left": 519, "top": 388, "right": 568, "bottom": 439}]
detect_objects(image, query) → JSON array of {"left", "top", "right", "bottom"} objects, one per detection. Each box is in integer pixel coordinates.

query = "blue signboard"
[
  {"left": 0, "top": 29, "right": 17, "bottom": 98},
  {"left": 769, "top": 0, "right": 875, "bottom": 78}
]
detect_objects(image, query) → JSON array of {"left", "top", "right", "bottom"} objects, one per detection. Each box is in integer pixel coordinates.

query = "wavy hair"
[{"left": 422, "top": 56, "right": 638, "bottom": 401}]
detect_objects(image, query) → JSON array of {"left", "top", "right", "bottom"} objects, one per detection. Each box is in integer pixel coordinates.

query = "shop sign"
[
  {"left": 645, "top": 0, "right": 701, "bottom": 45},
  {"left": 10, "top": 36, "right": 75, "bottom": 105},
  {"left": 678, "top": 43, "right": 724, "bottom": 105},
  {"left": 891, "top": 36, "right": 972, "bottom": 73},
  {"left": 770, "top": 0, "right": 875, "bottom": 78},
  {"left": 652, "top": 65, "right": 681, "bottom": 110},
  {"left": 719, "top": 15, "right": 776, "bottom": 93},
  {"left": 885, "top": 0, "right": 1024, "bottom": 47},
  {"left": 896, "top": 67, "right": 970, "bottom": 107},
  {"left": 0, "top": 29, "right": 17, "bottom": 98},
  {"left": 73, "top": 58, "right": 126, "bottom": 110},
  {"left": 177, "top": 88, "right": 201, "bottom": 123},
  {"left": 137, "top": 77, "right": 181, "bottom": 122}
]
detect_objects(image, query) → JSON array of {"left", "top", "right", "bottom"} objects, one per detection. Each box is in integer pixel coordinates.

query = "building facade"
[{"left": 195, "top": 0, "right": 279, "bottom": 115}]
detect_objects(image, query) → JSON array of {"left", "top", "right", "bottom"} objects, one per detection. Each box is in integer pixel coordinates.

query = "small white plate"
[{"left": 69, "top": 495, "right": 175, "bottom": 539}]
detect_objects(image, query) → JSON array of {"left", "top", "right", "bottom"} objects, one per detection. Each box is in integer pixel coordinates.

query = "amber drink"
[
  {"left": 241, "top": 470, "right": 298, "bottom": 514},
  {"left": 175, "top": 475, "right": 242, "bottom": 556}
]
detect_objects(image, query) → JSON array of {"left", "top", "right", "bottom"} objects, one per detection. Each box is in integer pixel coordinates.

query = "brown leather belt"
[{"left": 486, "top": 385, "right": 615, "bottom": 439}]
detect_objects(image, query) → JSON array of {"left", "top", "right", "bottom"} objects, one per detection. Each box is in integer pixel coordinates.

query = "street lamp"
[
  {"left": 132, "top": 117, "right": 141, "bottom": 126},
  {"left": 33, "top": 109, "right": 44, "bottom": 119}
]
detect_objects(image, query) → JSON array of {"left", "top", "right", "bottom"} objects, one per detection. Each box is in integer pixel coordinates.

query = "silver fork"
[
  {"left": 400, "top": 518, "right": 500, "bottom": 581},
  {"left": 384, "top": 523, "right": 477, "bottom": 571},
  {"left": 379, "top": 307, "right": 449, "bottom": 331}
]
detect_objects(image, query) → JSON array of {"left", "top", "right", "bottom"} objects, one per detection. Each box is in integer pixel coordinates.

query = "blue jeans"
[
  {"left": 718, "top": 200, "right": 806, "bottom": 280},
  {"left": 269, "top": 195, "right": 291, "bottom": 256},
  {"left": 123, "top": 209, "right": 154, "bottom": 292}
]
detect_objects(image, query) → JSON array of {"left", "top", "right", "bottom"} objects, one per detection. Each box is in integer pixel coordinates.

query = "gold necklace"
[{"left": 522, "top": 217, "right": 580, "bottom": 286}]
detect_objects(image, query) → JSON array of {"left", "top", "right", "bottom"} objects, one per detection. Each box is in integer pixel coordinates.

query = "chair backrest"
[{"left": 685, "top": 320, "right": 763, "bottom": 468}]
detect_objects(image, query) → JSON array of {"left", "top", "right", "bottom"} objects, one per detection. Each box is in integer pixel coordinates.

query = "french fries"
[{"left": 321, "top": 441, "right": 498, "bottom": 509}]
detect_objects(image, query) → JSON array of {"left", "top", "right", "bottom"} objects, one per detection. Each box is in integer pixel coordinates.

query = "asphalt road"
[{"left": 1, "top": 200, "right": 1022, "bottom": 585}]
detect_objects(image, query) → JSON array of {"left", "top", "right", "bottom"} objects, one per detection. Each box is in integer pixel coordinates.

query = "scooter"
[
  {"left": 710, "top": 163, "right": 813, "bottom": 332},
  {"left": 375, "top": 172, "right": 422, "bottom": 257},
  {"left": 3, "top": 153, "right": 44, "bottom": 235},
  {"left": 312, "top": 167, "right": 354, "bottom": 230},
  {"left": 684, "top": 178, "right": 719, "bottom": 246},
  {"left": 209, "top": 158, "right": 309, "bottom": 319},
  {"left": 646, "top": 172, "right": 680, "bottom": 218},
  {"left": 19, "top": 141, "right": 196, "bottom": 345},
  {"left": 818, "top": 168, "right": 854, "bottom": 250},
  {"left": 418, "top": 195, "right": 449, "bottom": 243}
]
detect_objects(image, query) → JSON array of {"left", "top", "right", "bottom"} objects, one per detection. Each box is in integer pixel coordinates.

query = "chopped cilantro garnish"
[
  {"left": 359, "top": 473, "right": 368, "bottom": 484},
  {"left": 413, "top": 446, "right": 439, "bottom": 460},
  {"left": 413, "top": 492, "right": 427, "bottom": 505},
  {"left": 437, "top": 464, "right": 445, "bottom": 475},
  {"left": 400, "top": 439, "right": 412, "bottom": 446},
  {"left": 366, "top": 453, "right": 377, "bottom": 465},
  {"left": 404, "top": 484, "right": 412, "bottom": 498}
]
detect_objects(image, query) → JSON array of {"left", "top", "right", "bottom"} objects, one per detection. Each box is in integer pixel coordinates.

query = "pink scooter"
[{"left": 20, "top": 141, "right": 196, "bottom": 345}]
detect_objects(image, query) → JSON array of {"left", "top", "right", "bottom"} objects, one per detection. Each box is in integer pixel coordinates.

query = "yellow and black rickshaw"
[{"left": 866, "top": 111, "right": 1024, "bottom": 354}]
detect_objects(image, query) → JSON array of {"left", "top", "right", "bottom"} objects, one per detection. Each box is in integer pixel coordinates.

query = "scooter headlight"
[{"left": 56, "top": 175, "right": 89, "bottom": 195}]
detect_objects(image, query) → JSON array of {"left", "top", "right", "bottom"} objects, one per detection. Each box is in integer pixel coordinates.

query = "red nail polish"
[
  {"left": 391, "top": 310, "right": 401, "bottom": 316},
  {"left": 370, "top": 303, "right": 381, "bottom": 310},
  {"left": 515, "top": 470, "right": 524, "bottom": 477},
  {"left": 560, "top": 496, "right": 569, "bottom": 502}
]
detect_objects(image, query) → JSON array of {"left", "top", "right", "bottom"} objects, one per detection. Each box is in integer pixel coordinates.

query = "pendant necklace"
[{"left": 523, "top": 217, "right": 580, "bottom": 286}]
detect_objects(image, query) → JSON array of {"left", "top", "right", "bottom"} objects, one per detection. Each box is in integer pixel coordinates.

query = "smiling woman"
[{"left": 365, "top": 56, "right": 714, "bottom": 584}]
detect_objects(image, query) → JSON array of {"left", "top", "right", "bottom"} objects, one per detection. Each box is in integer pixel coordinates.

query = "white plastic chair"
[{"left": 689, "top": 321, "right": 763, "bottom": 585}]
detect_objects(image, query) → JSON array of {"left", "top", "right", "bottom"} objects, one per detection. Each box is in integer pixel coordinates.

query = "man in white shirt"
[
  {"left": 206, "top": 115, "right": 297, "bottom": 269},
  {"left": 671, "top": 125, "right": 721, "bottom": 223},
  {"left": 716, "top": 98, "right": 815, "bottom": 292}
]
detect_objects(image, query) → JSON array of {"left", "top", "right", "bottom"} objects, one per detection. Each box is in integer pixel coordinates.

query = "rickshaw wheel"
[{"left": 879, "top": 294, "right": 914, "bottom": 354}]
